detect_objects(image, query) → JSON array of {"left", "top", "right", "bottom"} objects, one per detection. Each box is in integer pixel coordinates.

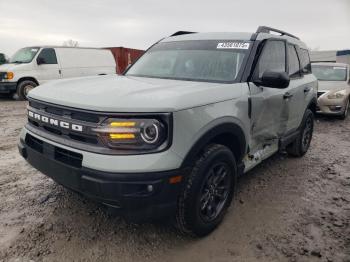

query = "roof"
[
  {"left": 25, "top": 46, "right": 104, "bottom": 50},
  {"left": 161, "top": 31, "right": 308, "bottom": 49},
  {"left": 161, "top": 32, "right": 254, "bottom": 42}
]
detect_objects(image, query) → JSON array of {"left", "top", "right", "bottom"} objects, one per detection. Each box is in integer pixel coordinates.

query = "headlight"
[
  {"left": 4, "top": 72, "right": 14, "bottom": 80},
  {"left": 327, "top": 90, "right": 346, "bottom": 99},
  {"left": 92, "top": 116, "right": 171, "bottom": 152}
]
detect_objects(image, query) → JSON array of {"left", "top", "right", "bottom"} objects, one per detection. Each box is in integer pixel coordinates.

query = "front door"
[
  {"left": 248, "top": 40, "right": 291, "bottom": 153},
  {"left": 35, "top": 48, "right": 61, "bottom": 84}
]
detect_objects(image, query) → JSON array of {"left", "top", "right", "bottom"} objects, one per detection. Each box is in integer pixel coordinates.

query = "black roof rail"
[
  {"left": 170, "top": 31, "right": 197, "bottom": 37},
  {"left": 256, "top": 26, "right": 300, "bottom": 40}
]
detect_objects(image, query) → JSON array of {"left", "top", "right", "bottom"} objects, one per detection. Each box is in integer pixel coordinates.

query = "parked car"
[
  {"left": 0, "top": 46, "right": 116, "bottom": 100},
  {"left": 105, "top": 47, "right": 144, "bottom": 74},
  {"left": 312, "top": 62, "right": 350, "bottom": 119},
  {"left": 18, "top": 26, "right": 317, "bottom": 237},
  {"left": 0, "top": 53, "right": 6, "bottom": 64}
]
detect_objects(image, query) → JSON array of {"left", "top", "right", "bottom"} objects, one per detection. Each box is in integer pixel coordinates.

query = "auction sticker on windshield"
[{"left": 217, "top": 42, "right": 250, "bottom": 49}]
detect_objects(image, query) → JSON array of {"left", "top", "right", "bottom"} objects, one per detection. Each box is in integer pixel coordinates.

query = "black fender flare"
[
  {"left": 307, "top": 97, "right": 317, "bottom": 114},
  {"left": 180, "top": 121, "right": 247, "bottom": 169}
]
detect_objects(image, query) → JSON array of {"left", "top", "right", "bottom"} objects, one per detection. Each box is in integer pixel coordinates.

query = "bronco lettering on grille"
[{"left": 28, "top": 110, "right": 83, "bottom": 132}]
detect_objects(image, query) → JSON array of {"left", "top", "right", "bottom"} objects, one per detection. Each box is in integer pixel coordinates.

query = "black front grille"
[
  {"left": 27, "top": 100, "right": 102, "bottom": 147},
  {"left": 29, "top": 100, "right": 100, "bottom": 123},
  {"left": 28, "top": 117, "right": 99, "bottom": 145},
  {"left": 26, "top": 134, "right": 83, "bottom": 168}
]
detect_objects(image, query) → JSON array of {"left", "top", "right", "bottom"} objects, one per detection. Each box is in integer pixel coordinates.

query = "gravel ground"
[{"left": 0, "top": 96, "right": 349, "bottom": 262}]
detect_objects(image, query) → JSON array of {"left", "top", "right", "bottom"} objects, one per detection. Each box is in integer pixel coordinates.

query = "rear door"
[
  {"left": 35, "top": 48, "right": 61, "bottom": 84},
  {"left": 295, "top": 48, "right": 317, "bottom": 127},
  {"left": 248, "top": 39, "right": 290, "bottom": 152},
  {"left": 285, "top": 43, "right": 305, "bottom": 131}
]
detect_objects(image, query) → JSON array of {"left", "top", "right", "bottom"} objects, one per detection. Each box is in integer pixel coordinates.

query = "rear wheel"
[
  {"left": 340, "top": 98, "right": 349, "bottom": 120},
  {"left": 175, "top": 144, "right": 237, "bottom": 237},
  {"left": 286, "top": 109, "right": 314, "bottom": 157},
  {"left": 16, "top": 80, "right": 37, "bottom": 100}
]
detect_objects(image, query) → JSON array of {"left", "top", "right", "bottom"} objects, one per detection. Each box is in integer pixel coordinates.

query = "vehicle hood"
[
  {"left": 28, "top": 75, "right": 244, "bottom": 112},
  {"left": 0, "top": 63, "right": 31, "bottom": 72},
  {"left": 318, "top": 81, "right": 350, "bottom": 92}
]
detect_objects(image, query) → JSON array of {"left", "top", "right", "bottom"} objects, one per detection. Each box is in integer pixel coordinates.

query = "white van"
[{"left": 0, "top": 46, "right": 116, "bottom": 100}]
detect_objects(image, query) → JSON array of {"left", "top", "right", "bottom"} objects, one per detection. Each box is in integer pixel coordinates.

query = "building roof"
[
  {"left": 310, "top": 50, "right": 337, "bottom": 62},
  {"left": 312, "top": 62, "right": 349, "bottom": 67}
]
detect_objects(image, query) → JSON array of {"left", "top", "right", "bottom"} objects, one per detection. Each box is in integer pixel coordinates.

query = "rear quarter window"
[
  {"left": 288, "top": 45, "right": 301, "bottom": 78},
  {"left": 298, "top": 48, "right": 312, "bottom": 75}
]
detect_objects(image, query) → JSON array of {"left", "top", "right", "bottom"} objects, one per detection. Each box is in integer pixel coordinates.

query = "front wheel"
[
  {"left": 16, "top": 80, "right": 37, "bottom": 100},
  {"left": 286, "top": 109, "right": 314, "bottom": 157},
  {"left": 175, "top": 144, "right": 237, "bottom": 237}
]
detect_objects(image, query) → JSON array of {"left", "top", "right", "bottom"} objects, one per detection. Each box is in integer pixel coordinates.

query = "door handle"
[
  {"left": 304, "top": 86, "right": 311, "bottom": 93},
  {"left": 283, "top": 92, "right": 293, "bottom": 99}
]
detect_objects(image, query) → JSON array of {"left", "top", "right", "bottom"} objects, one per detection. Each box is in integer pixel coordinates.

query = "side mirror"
[
  {"left": 256, "top": 71, "right": 290, "bottom": 89},
  {"left": 37, "top": 57, "right": 46, "bottom": 65}
]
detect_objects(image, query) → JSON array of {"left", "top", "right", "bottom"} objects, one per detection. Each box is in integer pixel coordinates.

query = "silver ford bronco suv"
[{"left": 18, "top": 26, "right": 317, "bottom": 236}]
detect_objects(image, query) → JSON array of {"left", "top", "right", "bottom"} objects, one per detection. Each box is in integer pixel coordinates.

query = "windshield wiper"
[{"left": 11, "top": 61, "right": 24, "bottom": 64}]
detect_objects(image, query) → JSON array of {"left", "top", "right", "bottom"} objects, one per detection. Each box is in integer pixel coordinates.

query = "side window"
[
  {"left": 255, "top": 40, "right": 286, "bottom": 78},
  {"left": 287, "top": 44, "right": 301, "bottom": 78},
  {"left": 298, "top": 48, "right": 312, "bottom": 74},
  {"left": 37, "top": 48, "right": 57, "bottom": 64}
]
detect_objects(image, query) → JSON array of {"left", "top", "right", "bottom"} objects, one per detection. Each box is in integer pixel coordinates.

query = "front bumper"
[
  {"left": 317, "top": 103, "right": 347, "bottom": 115},
  {"left": 0, "top": 81, "right": 17, "bottom": 93},
  {"left": 317, "top": 95, "right": 348, "bottom": 115},
  {"left": 18, "top": 133, "right": 186, "bottom": 221}
]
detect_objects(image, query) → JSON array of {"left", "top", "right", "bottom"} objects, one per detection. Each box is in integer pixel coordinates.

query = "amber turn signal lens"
[
  {"left": 109, "top": 133, "right": 135, "bottom": 139},
  {"left": 169, "top": 175, "right": 182, "bottom": 184},
  {"left": 110, "top": 122, "right": 136, "bottom": 127},
  {"left": 6, "top": 72, "right": 14, "bottom": 80}
]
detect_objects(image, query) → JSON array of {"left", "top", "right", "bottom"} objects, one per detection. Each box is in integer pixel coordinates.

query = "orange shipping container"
[{"left": 105, "top": 47, "right": 144, "bottom": 74}]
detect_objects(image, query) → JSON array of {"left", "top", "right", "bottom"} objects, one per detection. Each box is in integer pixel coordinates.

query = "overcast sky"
[{"left": 0, "top": 0, "right": 349, "bottom": 56}]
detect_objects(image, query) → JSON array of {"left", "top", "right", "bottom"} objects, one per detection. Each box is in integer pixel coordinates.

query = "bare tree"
[{"left": 62, "top": 39, "right": 79, "bottom": 47}]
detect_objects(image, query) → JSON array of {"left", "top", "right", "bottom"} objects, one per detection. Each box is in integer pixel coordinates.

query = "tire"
[
  {"left": 286, "top": 109, "right": 314, "bottom": 157},
  {"left": 340, "top": 98, "right": 349, "bottom": 120},
  {"left": 175, "top": 144, "right": 237, "bottom": 237},
  {"left": 16, "top": 80, "right": 37, "bottom": 100}
]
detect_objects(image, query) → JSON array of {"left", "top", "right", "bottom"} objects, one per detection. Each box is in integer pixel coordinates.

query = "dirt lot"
[{"left": 0, "top": 96, "right": 349, "bottom": 262}]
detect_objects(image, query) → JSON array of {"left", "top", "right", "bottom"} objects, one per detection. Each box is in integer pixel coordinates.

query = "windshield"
[
  {"left": 126, "top": 40, "right": 250, "bottom": 83},
  {"left": 312, "top": 65, "right": 348, "bottom": 81},
  {"left": 9, "top": 47, "right": 40, "bottom": 63}
]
